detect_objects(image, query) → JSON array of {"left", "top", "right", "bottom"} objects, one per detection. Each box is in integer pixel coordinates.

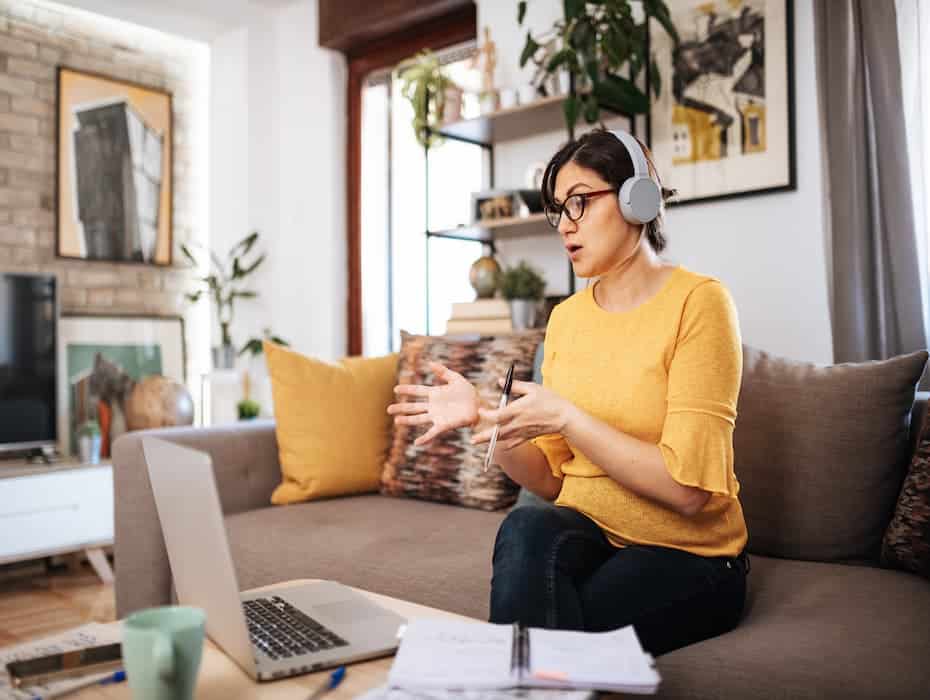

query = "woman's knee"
[{"left": 494, "top": 505, "right": 566, "bottom": 559}]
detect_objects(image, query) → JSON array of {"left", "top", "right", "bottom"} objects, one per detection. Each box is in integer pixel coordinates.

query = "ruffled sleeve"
[{"left": 658, "top": 281, "right": 743, "bottom": 498}]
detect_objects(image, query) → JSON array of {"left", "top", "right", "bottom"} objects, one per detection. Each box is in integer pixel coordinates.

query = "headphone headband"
[{"left": 610, "top": 130, "right": 650, "bottom": 180}]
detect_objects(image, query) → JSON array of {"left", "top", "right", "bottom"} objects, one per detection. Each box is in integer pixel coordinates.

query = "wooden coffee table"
[{"left": 74, "top": 580, "right": 470, "bottom": 699}]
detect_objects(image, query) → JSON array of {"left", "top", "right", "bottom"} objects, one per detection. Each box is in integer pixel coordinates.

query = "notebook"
[{"left": 387, "top": 620, "right": 660, "bottom": 695}]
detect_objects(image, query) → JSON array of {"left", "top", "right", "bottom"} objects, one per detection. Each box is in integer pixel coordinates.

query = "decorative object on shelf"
[
  {"left": 237, "top": 370, "right": 261, "bottom": 420},
  {"left": 649, "top": 0, "right": 796, "bottom": 205},
  {"left": 56, "top": 67, "right": 173, "bottom": 265},
  {"left": 181, "top": 231, "right": 265, "bottom": 370},
  {"left": 76, "top": 419, "right": 102, "bottom": 465},
  {"left": 500, "top": 261, "right": 546, "bottom": 330},
  {"left": 124, "top": 375, "right": 195, "bottom": 431},
  {"left": 472, "top": 189, "right": 543, "bottom": 223},
  {"left": 58, "top": 315, "right": 186, "bottom": 458},
  {"left": 446, "top": 297, "right": 513, "bottom": 335},
  {"left": 398, "top": 50, "right": 458, "bottom": 148},
  {"left": 517, "top": 83, "right": 539, "bottom": 106},
  {"left": 517, "top": 0, "right": 679, "bottom": 136},
  {"left": 442, "top": 84, "right": 464, "bottom": 123},
  {"left": 524, "top": 161, "right": 547, "bottom": 189},
  {"left": 469, "top": 25, "right": 498, "bottom": 113},
  {"left": 468, "top": 251, "right": 502, "bottom": 299},
  {"left": 499, "top": 87, "right": 518, "bottom": 110}
]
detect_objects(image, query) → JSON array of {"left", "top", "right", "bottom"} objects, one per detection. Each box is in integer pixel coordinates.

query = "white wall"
[
  {"left": 477, "top": 0, "right": 833, "bottom": 364},
  {"left": 210, "top": 0, "right": 347, "bottom": 363}
]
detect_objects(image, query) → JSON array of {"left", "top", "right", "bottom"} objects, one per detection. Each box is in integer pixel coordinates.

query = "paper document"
[
  {"left": 387, "top": 619, "right": 659, "bottom": 695},
  {"left": 0, "top": 622, "right": 122, "bottom": 700},
  {"left": 357, "top": 684, "right": 596, "bottom": 700}
]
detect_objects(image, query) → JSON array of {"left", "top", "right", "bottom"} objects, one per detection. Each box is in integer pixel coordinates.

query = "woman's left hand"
[{"left": 471, "top": 379, "right": 574, "bottom": 451}]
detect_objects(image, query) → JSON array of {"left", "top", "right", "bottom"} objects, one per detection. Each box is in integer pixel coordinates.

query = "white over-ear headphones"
[{"left": 610, "top": 130, "right": 661, "bottom": 225}]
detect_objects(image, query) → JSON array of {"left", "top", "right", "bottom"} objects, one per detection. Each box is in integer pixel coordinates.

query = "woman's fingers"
[
  {"left": 394, "top": 414, "right": 432, "bottom": 426},
  {"left": 394, "top": 384, "right": 430, "bottom": 398},
  {"left": 413, "top": 425, "right": 443, "bottom": 447},
  {"left": 387, "top": 402, "right": 428, "bottom": 415}
]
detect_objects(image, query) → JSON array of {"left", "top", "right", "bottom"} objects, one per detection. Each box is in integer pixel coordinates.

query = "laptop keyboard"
[{"left": 243, "top": 596, "right": 349, "bottom": 660}]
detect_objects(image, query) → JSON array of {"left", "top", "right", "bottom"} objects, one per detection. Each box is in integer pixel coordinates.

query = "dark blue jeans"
[{"left": 490, "top": 505, "right": 749, "bottom": 656}]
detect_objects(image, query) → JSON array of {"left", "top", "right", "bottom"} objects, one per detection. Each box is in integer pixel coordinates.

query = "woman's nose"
[{"left": 557, "top": 213, "right": 575, "bottom": 235}]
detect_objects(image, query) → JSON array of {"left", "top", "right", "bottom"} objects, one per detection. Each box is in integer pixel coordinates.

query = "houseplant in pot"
[
  {"left": 500, "top": 261, "right": 546, "bottom": 330},
  {"left": 397, "top": 49, "right": 459, "bottom": 148},
  {"left": 517, "top": 0, "right": 679, "bottom": 137},
  {"left": 181, "top": 231, "right": 266, "bottom": 370},
  {"left": 77, "top": 419, "right": 101, "bottom": 464}
]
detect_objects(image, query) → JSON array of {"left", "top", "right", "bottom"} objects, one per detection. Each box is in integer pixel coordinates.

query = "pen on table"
[
  {"left": 306, "top": 666, "right": 346, "bottom": 700},
  {"left": 34, "top": 669, "right": 126, "bottom": 700},
  {"left": 483, "top": 361, "right": 515, "bottom": 473}
]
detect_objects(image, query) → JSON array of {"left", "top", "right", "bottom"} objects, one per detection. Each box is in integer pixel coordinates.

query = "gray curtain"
[{"left": 814, "top": 0, "right": 927, "bottom": 363}]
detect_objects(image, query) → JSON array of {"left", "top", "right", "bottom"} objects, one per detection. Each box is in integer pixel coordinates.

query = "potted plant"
[
  {"left": 77, "top": 419, "right": 101, "bottom": 464},
  {"left": 517, "top": 0, "right": 679, "bottom": 137},
  {"left": 397, "top": 50, "right": 459, "bottom": 148},
  {"left": 500, "top": 261, "right": 546, "bottom": 330},
  {"left": 181, "top": 231, "right": 266, "bottom": 370}
]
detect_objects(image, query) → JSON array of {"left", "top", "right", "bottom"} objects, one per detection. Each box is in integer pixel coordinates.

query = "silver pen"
[{"left": 483, "top": 362, "right": 515, "bottom": 472}]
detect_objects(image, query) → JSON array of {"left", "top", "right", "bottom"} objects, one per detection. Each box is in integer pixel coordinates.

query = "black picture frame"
[
  {"left": 646, "top": 0, "right": 796, "bottom": 207},
  {"left": 56, "top": 66, "right": 174, "bottom": 265}
]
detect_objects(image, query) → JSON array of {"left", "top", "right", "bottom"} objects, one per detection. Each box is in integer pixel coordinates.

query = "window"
[{"left": 360, "top": 43, "right": 484, "bottom": 356}]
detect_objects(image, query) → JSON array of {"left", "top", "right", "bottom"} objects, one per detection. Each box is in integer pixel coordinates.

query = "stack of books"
[{"left": 445, "top": 299, "right": 513, "bottom": 335}]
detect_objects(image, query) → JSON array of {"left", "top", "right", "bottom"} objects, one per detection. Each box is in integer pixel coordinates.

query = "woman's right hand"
[{"left": 387, "top": 362, "right": 480, "bottom": 446}]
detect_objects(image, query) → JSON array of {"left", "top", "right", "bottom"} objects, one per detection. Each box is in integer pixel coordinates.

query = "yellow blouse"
[{"left": 530, "top": 265, "right": 748, "bottom": 558}]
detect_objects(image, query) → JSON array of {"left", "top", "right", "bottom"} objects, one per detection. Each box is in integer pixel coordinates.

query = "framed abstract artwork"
[
  {"left": 647, "top": 0, "right": 795, "bottom": 205},
  {"left": 57, "top": 315, "right": 186, "bottom": 457},
  {"left": 56, "top": 66, "right": 173, "bottom": 265}
]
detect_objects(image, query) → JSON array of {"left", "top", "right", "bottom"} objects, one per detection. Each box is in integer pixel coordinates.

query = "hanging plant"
[
  {"left": 397, "top": 50, "right": 457, "bottom": 148},
  {"left": 517, "top": 0, "right": 680, "bottom": 136}
]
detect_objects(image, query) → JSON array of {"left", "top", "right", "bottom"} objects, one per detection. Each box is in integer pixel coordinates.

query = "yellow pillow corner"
[{"left": 265, "top": 344, "right": 399, "bottom": 505}]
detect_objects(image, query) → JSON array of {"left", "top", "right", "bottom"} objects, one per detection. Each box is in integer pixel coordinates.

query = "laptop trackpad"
[{"left": 313, "top": 599, "right": 389, "bottom": 625}]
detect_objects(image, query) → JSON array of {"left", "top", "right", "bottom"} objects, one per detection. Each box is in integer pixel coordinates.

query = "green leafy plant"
[
  {"left": 239, "top": 328, "right": 290, "bottom": 358},
  {"left": 181, "top": 231, "right": 266, "bottom": 349},
  {"left": 518, "top": 0, "right": 679, "bottom": 135},
  {"left": 500, "top": 261, "right": 546, "bottom": 300},
  {"left": 77, "top": 419, "right": 101, "bottom": 437},
  {"left": 237, "top": 398, "right": 261, "bottom": 420},
  {"left": 397, "top": 50, "right": 457, "bottom": 148}
]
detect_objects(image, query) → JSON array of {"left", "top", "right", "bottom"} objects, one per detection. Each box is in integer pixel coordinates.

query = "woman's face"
[{"left": 552, "top": 161, "right": 641, "bottom": 278}]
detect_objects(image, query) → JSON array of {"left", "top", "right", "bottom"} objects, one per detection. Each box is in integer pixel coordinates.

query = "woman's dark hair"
[{"left": 540, "top": 129, "right": 676, "bottom": 253}]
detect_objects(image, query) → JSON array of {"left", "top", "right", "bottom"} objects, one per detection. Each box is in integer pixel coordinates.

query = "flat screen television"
[{"left": 0, "top": 273, "right": 57, "bottom": 455}]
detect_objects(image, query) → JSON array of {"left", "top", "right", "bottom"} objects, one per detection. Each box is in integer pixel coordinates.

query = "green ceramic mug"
[{"left": 123, "top": 606, "right": 206, "bottom": 700}]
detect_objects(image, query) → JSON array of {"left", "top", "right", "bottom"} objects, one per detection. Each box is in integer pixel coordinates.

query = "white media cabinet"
[{"left": 0, "top": 459, "right": 114, "bottom": 583}]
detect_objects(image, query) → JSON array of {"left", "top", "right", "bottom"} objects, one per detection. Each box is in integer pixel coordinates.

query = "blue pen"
[
  {"left": 34, "top": 669, "right": 126, "bottom": 700},
  {"left": 306, "top": 666, "right": 346, "bottom": 700}
]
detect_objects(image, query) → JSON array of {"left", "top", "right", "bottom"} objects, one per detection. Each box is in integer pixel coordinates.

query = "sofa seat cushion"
[
  {"left": 656, "top": 555, "right": 930, "bottom": 699},
  {"left": 224, "top": 494, "right": 506, "bottom": 621}
]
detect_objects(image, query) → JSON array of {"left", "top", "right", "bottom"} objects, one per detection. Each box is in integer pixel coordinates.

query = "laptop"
[{"left": 141, "top": 437, "right": 407, "bottom": 682}]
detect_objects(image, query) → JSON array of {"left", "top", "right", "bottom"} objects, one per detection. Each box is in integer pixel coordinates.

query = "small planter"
[
  {"left": 212, "top": 343, "right": 236, "bottom": 370},
  {"left": 509, "top": 299, "right": 537, "bottom": 330}
]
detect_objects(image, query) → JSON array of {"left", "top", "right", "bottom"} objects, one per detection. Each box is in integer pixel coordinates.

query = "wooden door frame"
[{"left": 346, "top": 5, "right": 476, "bottom": 355}]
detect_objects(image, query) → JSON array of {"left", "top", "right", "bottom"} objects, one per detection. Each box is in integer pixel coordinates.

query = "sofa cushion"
[
  {"left": 381, "top": 329, "right": 544, "bottom": 510},
  {"left": 224, "top": 494, "right": 505, "bottom": 620},
  {"left": 264, "top": 341, "right": 399, "bottom": 505},
  {"left": 735, "top": 346, "right": 928, "bottom": 562},
  {"left": 882, "top": 403, "right": 930, "bottom": 580},
  {"left": 655, "top": 555, "right": 930, "bottom": 699}
]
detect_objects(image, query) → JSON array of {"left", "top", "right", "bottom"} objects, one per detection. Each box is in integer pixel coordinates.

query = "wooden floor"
[{"left": 0, "top": 559, "right": 115, "bottom": 646}]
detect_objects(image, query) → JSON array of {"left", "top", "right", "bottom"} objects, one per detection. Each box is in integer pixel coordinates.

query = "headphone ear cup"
[{"left": 619, "top": 177, "right": 661, "bottom": 225}]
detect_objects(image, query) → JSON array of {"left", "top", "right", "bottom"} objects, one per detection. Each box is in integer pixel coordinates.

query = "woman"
[{"left": 388, "top": 129, "right": 749, "bottom": 656}]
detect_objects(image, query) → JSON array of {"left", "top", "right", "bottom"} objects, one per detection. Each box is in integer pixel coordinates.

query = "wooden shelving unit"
[{"left": 428, "top": 213, "right": 549, "bottom": 243}]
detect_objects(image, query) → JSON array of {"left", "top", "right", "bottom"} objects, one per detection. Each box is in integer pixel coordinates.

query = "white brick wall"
[{"left": 0, "top": 0, "right": 206, "bottom": 321}]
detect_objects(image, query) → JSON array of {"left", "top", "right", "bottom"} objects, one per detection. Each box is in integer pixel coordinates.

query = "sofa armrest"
[{"left": 112, "top": 420, "right": 281, "bottom": 618}]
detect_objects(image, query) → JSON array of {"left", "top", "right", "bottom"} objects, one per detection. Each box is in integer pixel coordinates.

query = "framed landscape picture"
[
  {"left": 57, "top": 315, "right": 186, "bottom": 457},
  {"left": 56, "top": 67, "right": 173, "bottom": 265},
  {"left": 648, "top": 0, "right": 795, "bottom": 205}
]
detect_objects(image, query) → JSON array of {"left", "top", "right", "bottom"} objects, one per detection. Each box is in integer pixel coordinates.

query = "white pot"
[
  {"left": 518, "top": 84, "right": 538, "bottom": 106},
  {"left": 510, "top": 299, "right": 537, "bottom": 330}
]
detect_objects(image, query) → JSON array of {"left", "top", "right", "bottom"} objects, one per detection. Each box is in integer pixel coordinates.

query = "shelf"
[
  {"left": 428, "top": 213, "right": 551, "bottom": 243},
  {"left": 436, "top": 96, "right": 569, "bottom": 145}
]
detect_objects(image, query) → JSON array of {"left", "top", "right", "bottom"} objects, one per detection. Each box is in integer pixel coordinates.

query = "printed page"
[
  {"left": 357, "top": 683, "right": 596, "bottom": 700},
  {"left": 0, "top": 622, "right": 122, "bottom": 700},
  {"left": 387, "top": 619, "right": 516, "bottom": 690},
  {"left": 526, "top": 626, "right": 660, "bottom": 694}
]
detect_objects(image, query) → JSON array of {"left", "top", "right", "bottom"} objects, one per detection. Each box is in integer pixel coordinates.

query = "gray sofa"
[{"left": 113, "top": 350, "right": 930, "bottom": 699}]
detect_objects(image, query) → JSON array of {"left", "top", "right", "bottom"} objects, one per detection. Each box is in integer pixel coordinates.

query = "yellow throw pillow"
[{"left": 264, "top": 341, "right": 399, "bottom": 505}]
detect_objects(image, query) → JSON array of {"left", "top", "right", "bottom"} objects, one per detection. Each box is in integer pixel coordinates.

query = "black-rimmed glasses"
[{"left": 544, "top": 189, "right": 617, "bottom": 228}]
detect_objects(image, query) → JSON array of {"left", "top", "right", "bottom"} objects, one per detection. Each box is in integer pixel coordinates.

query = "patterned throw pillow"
[
  {"left": 882, "top": 408, "right": 930, "bottom": 579},
  {"left": 381, "top": 329, "right": 545, "bottom": 510}
]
